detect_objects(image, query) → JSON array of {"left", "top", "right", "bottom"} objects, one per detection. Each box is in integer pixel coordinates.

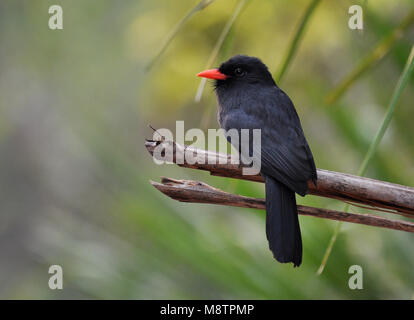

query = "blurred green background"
[{"left": 0, "top": 0, "right": 413, "bottom": 299}]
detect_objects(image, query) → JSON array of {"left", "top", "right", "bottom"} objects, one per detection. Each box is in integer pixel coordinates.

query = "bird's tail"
[{"left": 264, "top": 175, "right": 302, "bottom": 267}]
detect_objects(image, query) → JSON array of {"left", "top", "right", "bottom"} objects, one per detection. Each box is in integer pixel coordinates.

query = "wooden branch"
[
  {"left": 151, "top": 177, "right": 414, "bottom": 233},
  {"left": 145, "top": 139, "right": 414, "bottom": 217}
]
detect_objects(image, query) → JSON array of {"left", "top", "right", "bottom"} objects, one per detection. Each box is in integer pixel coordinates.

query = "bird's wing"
[
  {"left": 259, "top": 88, "right": 316, "bottom": 195},
  {"left": 221, "top": 87, "right": 316, "bottom": 196},
  {"left": 260, "top": 128, "right": 315, "bottom": 196}
]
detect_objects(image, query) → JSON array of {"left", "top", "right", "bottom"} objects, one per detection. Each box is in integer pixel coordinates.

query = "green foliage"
[
  {"left": 195, "top": 0, "right": 249, "bottom": 102},
  {"left": 146, "top": 0, "right": 215, "bottom": 71},
  {"left": 0, "top": 0, "right": 414, "bottom": 299},
  {"left": 325, "top": 8, "right": 414, "bottom": 104},
  {"left": 275, "top": 0, "right": 322, "bottom": 83},
  {"left": 318, "top": 46, "right": 414, "bottom": 274}
]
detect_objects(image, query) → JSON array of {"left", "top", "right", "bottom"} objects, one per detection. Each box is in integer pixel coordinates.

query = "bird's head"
[{"left": 197, "top": 55, "right": 276, "bottom": 90}]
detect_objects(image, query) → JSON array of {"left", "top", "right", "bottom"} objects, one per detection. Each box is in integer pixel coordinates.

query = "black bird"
[{"left": 197, "top": 55, "right": 317, "bottom": 267}]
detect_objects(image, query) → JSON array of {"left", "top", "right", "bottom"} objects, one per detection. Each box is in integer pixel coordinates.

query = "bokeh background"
[{"left": 0, "top": 0, "right": 413, "bottom": 299}]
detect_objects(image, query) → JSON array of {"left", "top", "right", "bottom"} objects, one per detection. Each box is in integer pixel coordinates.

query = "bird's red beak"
[{"left": 197, "top": 68, "right": 227, "bottom": 80}]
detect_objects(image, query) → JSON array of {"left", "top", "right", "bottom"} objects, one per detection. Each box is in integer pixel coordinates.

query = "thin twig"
[
  {"left": 148, "top": 124, "right": 165, "bottom": 141},
  {"left": 145, "top": 139, "right": 414, "bottom": 217},
  {"left": 151, "top": 177, "right": 414, "bottom": 233}
]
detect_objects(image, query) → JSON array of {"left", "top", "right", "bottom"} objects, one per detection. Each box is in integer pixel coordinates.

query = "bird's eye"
[{"left": 234, "top": 67, "right": 245, "bottom": 77}]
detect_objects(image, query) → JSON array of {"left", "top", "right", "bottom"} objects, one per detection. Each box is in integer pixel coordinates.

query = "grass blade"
[
  {"left": 275, "top": 0, "right": 322, "bottom": 84},
  {"left": 317, "top": 45, "right": 414, "bottom": 275},
  {"left": 358, "top": 49, "right": 414, "bottom": 175},
  {"left": 195, "top": 0, "right": 248, "bottom": 102},
  {"left": 145, "top": 0, "right": 215, "bottom": 71},
  {"left": 325, "top": 8, "right": 414, "bottom": 104}
]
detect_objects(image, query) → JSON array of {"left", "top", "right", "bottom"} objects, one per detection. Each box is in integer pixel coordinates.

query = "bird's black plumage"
[{"left": 212, "top": 55, "right": 317, "bottom": 267}]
